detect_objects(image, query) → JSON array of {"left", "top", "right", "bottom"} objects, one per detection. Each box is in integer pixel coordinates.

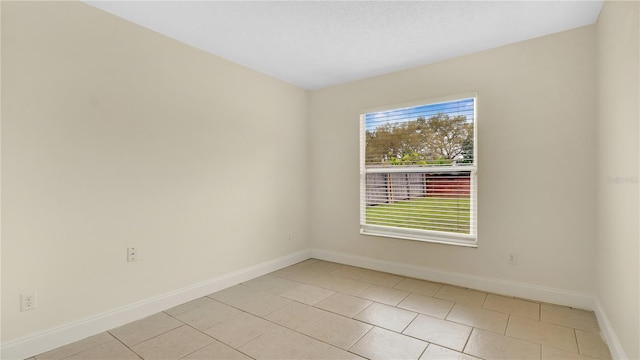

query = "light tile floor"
[{"left": 30, "top": 259, "right": 612, "bottom": 360}]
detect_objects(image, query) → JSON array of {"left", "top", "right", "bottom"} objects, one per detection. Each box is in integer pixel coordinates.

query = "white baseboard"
[
  {"left": 594, "top": 298, "right": 628, "bottom": 360},
  {"left": 311, "top": 248, "right": 596, "bottom": 310},
  {"left": 3, "top": 248, "right": 628, "bottom": 360},
  {"left": 0, "top": 249, "right": 311, "bottom": 360}
]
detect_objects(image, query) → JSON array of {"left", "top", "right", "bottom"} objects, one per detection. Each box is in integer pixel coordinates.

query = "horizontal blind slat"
[{"left": 361, "top": 96, "right": 477, "bottom": 242}]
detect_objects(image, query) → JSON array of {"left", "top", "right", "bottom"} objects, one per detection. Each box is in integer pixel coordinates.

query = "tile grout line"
[
  {"left": 155, "top": 326, "right": 209, "bottom": 360},
  {"left": 109, "top": 314, "right": 188, "bottom": 351},
  {"left": 106, "top": 331, "right": 143, "bottom": 360},
  {"left": 346, "top": 325, "right": 375, "bottom": 357},
  {"left": 460, "top": 326, "right": 476, "bottom": 358},
  {"left": 539, "top": 300, "right": 542, "bottom": 323},
  {"left": 183, "top": 321, "right": 258, "bottom": 360},
  {"left": 46, "top": 334, "right": 116, "bottom": 360},
  {"left": 416, "top": 342, "right": 430, "bottom": 360},
  {"left": 573, "top": 328, "right": 582, "bottom": 356},
  {"left": 479, "top": 292, "right": 488, "bottom": 308},
  {"left": 399, "top": 312, "right": 420, "bottom": 334}
]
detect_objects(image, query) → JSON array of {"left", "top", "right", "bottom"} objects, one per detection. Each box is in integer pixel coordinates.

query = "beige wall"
[
  {"left": 1, "top": 2, "right": 309, "bottom": 342},
  {"left": 595, "top": 1, "right": 640, "bottom": 358},
  {"left": 309, "top": 26, "right": 597, "bottom": 294}
]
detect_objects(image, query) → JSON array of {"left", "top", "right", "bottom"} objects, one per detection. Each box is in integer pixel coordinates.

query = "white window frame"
[{"left": 359, "top": 93, "right": 478, "bottom": 247}]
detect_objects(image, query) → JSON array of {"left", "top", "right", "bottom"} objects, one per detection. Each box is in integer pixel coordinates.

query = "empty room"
[{"left": 1, "top": 1, "right": 638, "bottom": 359}]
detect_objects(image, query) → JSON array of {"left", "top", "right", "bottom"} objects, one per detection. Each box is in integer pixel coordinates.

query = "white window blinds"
[{"left": 359, "top": 95, "right": 477, "bottom": 246}]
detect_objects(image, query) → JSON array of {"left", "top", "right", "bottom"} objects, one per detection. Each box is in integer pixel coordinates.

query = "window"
[{"left": 359, "top": 94, "right": 477, "bottom": 247}]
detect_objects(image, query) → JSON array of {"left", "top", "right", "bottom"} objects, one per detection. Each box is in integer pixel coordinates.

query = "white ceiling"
[{"left": 85, "top": 1, "right": 603, "bottom": 90}]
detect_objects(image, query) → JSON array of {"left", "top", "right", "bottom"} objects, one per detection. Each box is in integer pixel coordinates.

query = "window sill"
[{"left": 360, "top": 225, "right": 477, "bottom": 248}]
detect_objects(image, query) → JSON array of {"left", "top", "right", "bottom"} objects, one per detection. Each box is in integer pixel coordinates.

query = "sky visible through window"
[{"left": 365, "top": 98, "right": 474, "bottom": 131}]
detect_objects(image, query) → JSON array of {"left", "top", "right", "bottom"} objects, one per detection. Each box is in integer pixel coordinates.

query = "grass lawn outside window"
[{"left": 365, "top": 196, "right": 471, "bottom": 234}]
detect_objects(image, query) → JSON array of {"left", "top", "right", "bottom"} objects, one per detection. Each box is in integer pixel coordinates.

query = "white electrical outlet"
[
  {"left": 508, "top": 253, "right": 518, "bottom": 265},
  {"left": 127, "top": 247, "right": 138, "bottom": 262},
  {"left": 21, "top": 292, "right": 37, "bottom": 311}
]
